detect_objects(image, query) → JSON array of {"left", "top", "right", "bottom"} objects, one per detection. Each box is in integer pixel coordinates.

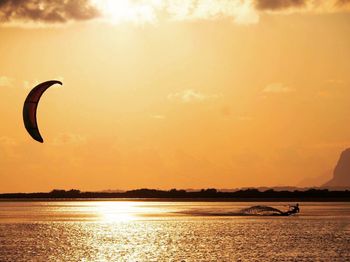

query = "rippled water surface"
[{"left": 0, "top": 201, "right": 349, "bottom": 261}]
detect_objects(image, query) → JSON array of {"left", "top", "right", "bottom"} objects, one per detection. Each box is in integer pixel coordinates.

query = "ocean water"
[{"left": 0, "top": 201, "right": 349, "bottom": 261}]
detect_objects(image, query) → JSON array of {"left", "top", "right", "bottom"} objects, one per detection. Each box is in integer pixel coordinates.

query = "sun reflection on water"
[
  {"left": 94, "top": 202, "right": 140, "bottom": 222},
  {"left": 41, "top": 201, "right": 178, "bottom": 222}
]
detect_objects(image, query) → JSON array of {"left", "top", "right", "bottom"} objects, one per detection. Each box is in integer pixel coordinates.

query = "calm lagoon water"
[{"left": 0, "top": 201, "right": 349, "bottom": 261}]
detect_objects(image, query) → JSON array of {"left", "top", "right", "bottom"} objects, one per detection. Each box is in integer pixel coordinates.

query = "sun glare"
[
  {"left": 92, "top": 0, "right": 161, "bottom": 24},
  {"left": 96, "top": 202, "right": 138, "bottom": 222}
]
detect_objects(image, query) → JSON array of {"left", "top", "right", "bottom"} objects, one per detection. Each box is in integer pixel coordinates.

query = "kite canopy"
[{"left": 23, "top": 80, "right": 62, "bottom": 143}]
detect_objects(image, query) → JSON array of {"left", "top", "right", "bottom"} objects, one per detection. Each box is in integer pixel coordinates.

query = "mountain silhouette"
[{"left": 324, "top": 148, "right": 350, "bottom": 187}]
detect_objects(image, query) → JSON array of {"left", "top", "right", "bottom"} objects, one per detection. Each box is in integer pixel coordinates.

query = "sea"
[{"left": 0, "top": 201, "right": 349, "bottom": 261}]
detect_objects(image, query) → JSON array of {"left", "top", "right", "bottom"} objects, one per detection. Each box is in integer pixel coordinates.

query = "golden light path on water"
[{"left": 0, "top": 202, "right": 350, "bottom": 261}]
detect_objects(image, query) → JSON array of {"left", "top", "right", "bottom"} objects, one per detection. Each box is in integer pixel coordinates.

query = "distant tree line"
[{"left": 0, "top": 188, "right": 349, "bottom": 201}]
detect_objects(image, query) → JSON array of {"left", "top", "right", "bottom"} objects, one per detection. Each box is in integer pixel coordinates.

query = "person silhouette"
[
  {"left": 285, "top": 203, "right": 300, "bottom": 215},
  {"left": 289, "top": 203, "right": 300, "bottom": 213}
]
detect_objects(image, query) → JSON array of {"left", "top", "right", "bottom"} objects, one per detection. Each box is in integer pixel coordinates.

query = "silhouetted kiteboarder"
[{"left": 286, "top": 203, "right": 300, "bottom": 215}]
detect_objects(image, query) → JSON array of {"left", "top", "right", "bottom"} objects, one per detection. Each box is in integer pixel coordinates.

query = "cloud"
[
  {"left": 0, "top": 0, "right": 349, "bottom": 27},
  {"left": 254, "top": 0, "right": 306, "bottom": 11},
  {"left": 166, "top": 0, "right": 259, "bottom": 25},
  {"left": 168, "top": 89, "right": 221, "bottom": 103},
  {"left": 337, "top": 0, "right": 350, "bottom": 6},
  {"left": 263, "top": 83, "right": 294, "bottom": 93},
  {"left": 0, "top": 76, "right": 13, "bottom": 87},
  {"left": 0, "top": 0, "right": 100, "bottom": 25},
  {"left": 90, "top": 0, "right": 259, "bottom": 25},
  {"left": 164, "top": 0, "right": 350, "bottom": 20},
  {"left": 255, "top": 0, "right": 350, "bottom": 12}
]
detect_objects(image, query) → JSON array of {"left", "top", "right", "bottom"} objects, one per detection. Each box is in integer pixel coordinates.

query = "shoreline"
[
  {"left": 1, "top": 188, "right": 349, "bottom": 202},
  {"left": 0, "top": 197, "right": 349, "bottom": 202}
]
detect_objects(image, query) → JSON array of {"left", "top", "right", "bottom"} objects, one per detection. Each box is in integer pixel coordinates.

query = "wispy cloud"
[
  {"left": 326, "top": 79, "right": 345, "bottom": 85},
  {"left": 23, "top": 80, "right": 40, "bottom": 90},
  {"left": 263, "top": 83, "right": 294, "bottom": 93},
  {"left": 168, "top": 89, "right": 221, "bottom": 103},
  {"left": 165, "top": 0, "right": 259, "bottom": 24},
  {"left": 52, "top": 133, "right": 87, "bottom": 146},
  {"left": 87, "top": 0, "right": 260, "bottom": 25},
  {"left": 0, "top": 76, "right": 13, "bottom": 87},
  {"left": 150, "top": 114, "right": 166, "bottom": 120},
  {"left": 0, "top": 136, "right": 16, "bottom": 146},
  {"left": 254, "top": 0, "right": 306, "bottom": 11},
  {"left": 338, "top": 0, "right": 350, "bottom": 6},
  {"left": 255, "top": 0, "right": 350, "bottom": 12}
]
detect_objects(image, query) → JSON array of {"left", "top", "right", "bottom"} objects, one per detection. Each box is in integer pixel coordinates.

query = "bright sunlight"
[{"left": 92, "top": 0, "right": 161, "bottom": 24}]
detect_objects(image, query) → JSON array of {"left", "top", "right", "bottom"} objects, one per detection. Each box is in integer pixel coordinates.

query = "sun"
[{"left": 92, "top": 0, "right": 161, "bottom": 24}]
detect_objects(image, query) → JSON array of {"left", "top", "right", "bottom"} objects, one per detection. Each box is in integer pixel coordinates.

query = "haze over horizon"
[{"left": 1, "top": 0, "right": 350, "bottom": 193}]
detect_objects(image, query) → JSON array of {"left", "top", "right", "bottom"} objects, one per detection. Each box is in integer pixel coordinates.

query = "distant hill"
[
  {"left": 323, "top": 148, "right": 350, "bottom": 188},
  {"left": 297, "top": 170, "right": 332, "bottom": 188}
]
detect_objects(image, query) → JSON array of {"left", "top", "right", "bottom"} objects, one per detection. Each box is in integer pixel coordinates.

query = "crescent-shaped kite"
[{"left": 23, "top": 80, "right": 62, "bottom": 143}]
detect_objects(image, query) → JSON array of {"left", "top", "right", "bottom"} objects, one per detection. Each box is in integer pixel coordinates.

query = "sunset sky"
[{"left": 1, "top": 0, "right": 350, "bottom": 192}]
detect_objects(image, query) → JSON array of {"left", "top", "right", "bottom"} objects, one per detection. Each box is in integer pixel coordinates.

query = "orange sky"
[{"left": 1, "top": 0, "right": 350, "bottom": 192}]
